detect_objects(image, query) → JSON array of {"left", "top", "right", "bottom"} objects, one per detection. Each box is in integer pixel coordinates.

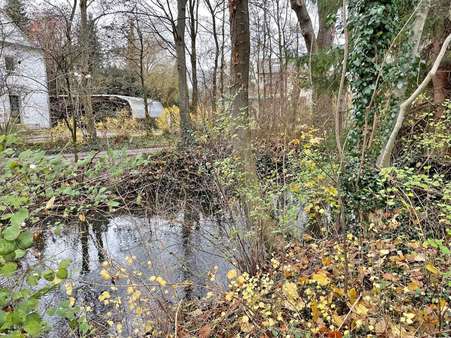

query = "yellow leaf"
[
  {"left": 282, "top": 281, "right": 299, "bottom": 301},
  {"left": 321, "top": 257, "right": 332, "bottom": 266},
  {"left": 69, "top": 296, "right": 75, "bottom": 307},
  {"left": 311, "top": 270, "right": 330, "bottom": 286},
  {"left": 311, "top": 300, "right": 320, "bottom": 322},
  {"left": 425, "top": 263, "right": 440, "bottom": 275},
  {"left": 225, "top": 291, "right": 234, "bottom": 301},
  {"left": 406, "top": 280, "right": 421, "bottom": 292},
  {"left": 227, "top": 269, "right": 237, "bottom": 280},
  {"left": 79, "top": 213, "right": 86, "bottom": 222},
  {"left": 155, "top": 276, "right": 167, "bottom": 286},
  {"left": 45, "top": 196, "right": 55, "bottom": 210},
  {"left": 332, "top": 314, "right": 344, "bottom": 326},
  {"left": 379, "top": 249, "right": 390, "bottom": 256},
  {"left": 65, "top": 282, "right": 73, "bottom": 296},
  {"left": 354, "top": 303, "right": 369, "bottom": 316},
  {"left": 99, "top": 291, "right": 111, "bottom": 302},
  {"left": 347, "top": 288, "right": 357, "bottom": 303},
  {"left": 100, "top": 269, "right": 111, "bottom": 281}
]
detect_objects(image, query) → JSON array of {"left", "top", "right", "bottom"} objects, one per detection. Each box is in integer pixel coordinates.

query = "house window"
[
  {"left": 5, "top": 56, "right": 16, "bottom": 73},
  {"left": 9, "top": 94, "right": 21, "bottom": 122}
]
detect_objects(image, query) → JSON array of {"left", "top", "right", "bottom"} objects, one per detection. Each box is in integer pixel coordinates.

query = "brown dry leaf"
[
  {"left": 327, "top": 331, "right": 343, "bottom": 338},
  {"left": 375, "top": 319, "right": 387, "bottom": 334},
  {"left": 406, "top": 280, "right": 422, "bottom": 292},
  {"left": 45, "top": 196, "right": 55, "bottom": 210},
  {"left": 383, "top": 272, "right": 399, "bottom": 282},
  {"left": 198, "top": 324, "right": 212, "bottom": 338}
]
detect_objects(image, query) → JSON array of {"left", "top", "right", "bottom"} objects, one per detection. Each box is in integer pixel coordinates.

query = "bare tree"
[
  {"left": 79, "top": 0, "right": 97, "bottom": 142},
  {"left": 188, "top": 0, "right": 199, "bottom": 113}
]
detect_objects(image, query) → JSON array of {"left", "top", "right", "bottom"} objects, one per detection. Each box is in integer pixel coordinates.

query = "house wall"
[{"left": 0, "top": 43, "right": 50, "bottom": 129}]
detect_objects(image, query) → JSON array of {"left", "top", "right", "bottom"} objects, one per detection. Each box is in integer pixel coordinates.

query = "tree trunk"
[
  {"left": 136, "top": 19, "right": 156, "bottom": 130},
  {"left": 289, "top": 0, "right": 316, "bottom": 54},
  {"left": 189, "top": 0, "right": 199, "bottom": 114},
  {"left": 229, "top": 0, "right": 250, "bottom": 137},
  {"left": 175, "top": 0, "right": 193, "bottom": 145},
  {"left": 205, "top": 0, "right": 220, "bottom": 113},
  {"left": 79, "top": 0, "right": 96, "bottom": 143}
]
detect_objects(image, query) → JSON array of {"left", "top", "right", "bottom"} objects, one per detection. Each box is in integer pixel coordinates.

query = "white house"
[{"left": 0, "top": 12, "right": 50, "bottom": 129}]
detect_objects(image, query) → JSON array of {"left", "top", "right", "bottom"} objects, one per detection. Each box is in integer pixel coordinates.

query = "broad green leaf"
[
  {"left": 0, "top": 239, "right": 16, "bottom": 256},
  {"left": 17, "top": 231, "right": 33, "bottom": 250},
  {"left": 3, "top": 225, "right": 21, "bottom": 241},
  {"left": 26, "top": 273, "right": 40, "bottom": 287},
  {"left": 10, "top": 208, "right": 29, "bottom": 227},
  {"left": 14, "top": 249, "right": 26, "bottom": 259},
  {"left": 23, "top": 313, "right": 43, "bottom": 337},
  {"left": 56, "top": 267, "right": 68, "bottom": 280},
  {"left": 0, "top": 262, "right": 18, "bottom": 276},
  {"left": 43, "top": 270, "right": 55, "bottom": 282}
]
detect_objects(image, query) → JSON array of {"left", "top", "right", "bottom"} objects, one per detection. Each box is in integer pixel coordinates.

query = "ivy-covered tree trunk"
[{"left": 341, "top": 0, "right": 398, "bottom": 222}]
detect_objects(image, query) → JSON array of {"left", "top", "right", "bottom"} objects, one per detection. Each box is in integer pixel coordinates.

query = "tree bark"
[
  {"left": 289, "top": 0, "right": 316, "bottom": 54},
  {"left": 229, "top": 0, "right": 250, "bottom": 127},
  {"left": 204, "top": 0, "right": 220, "bottom": 112},
  {"left": 175, "top": 0, "right": 194, "bottom": 145},
  {"left": 79, "top": 0, "right": 97, "bottom": 143},
  {"left": 189, "top": 0, "right": 199, "bottom": 114}
]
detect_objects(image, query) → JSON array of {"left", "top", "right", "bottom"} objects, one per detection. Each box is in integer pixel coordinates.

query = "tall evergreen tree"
[{"left": 4, "top": 0, "right": 29, "bottom": 31}]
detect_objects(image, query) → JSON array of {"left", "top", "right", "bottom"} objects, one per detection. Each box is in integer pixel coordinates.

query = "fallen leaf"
[
  {"left": 45, "top": 196, "right": 55, "bottom": 210},
  {"left": 327, "top": 331, "right": 343, "bottom": 338},
  {"left": 425, "top": 263, "right": 440, "bottom": 275},
  {"left": 227, "top": 269, "right": 237, "bottom": 280},
  {"left": 282, "top": 281, "right": 299, "bottom": 300},
  {"left": 198, "top": 324, "right": 211, "bottom": 338},
  {"left": 375, "top": 319, "right": 387, "bottom": 334},
  {"left": 354, "top": 303, "right": 369, "bottom": 316},
  {"left": 312, "top": 270, "right": 330, "bottom": 286}
]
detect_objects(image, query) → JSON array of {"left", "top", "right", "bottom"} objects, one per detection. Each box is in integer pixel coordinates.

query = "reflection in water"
[
  {"left": 34, "top": 210, "right": 233, "bottom": 337},
  {"left": 39, "top": 211, "right": 232, "bottom": 293},
  {"left": 92, "top": 222, "right": 106, "bottom": 263},
  {"left": 182, "top": 204, "right": 200, "bottom": 300},
  {"left": 80, "top": 222, "right": 90, "bottom": 275}
]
